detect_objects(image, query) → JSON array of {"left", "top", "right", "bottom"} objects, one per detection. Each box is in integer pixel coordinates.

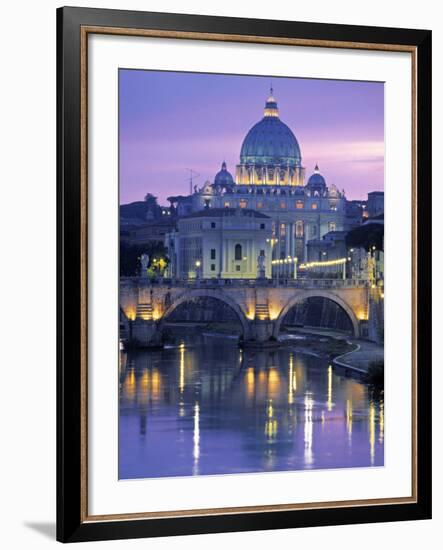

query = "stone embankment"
[
  {"left": 332, "top": 339, "right": 384, "bottom": 377},
  {"left": 291, "top": 327, "right": 384, "bottom": 377}
]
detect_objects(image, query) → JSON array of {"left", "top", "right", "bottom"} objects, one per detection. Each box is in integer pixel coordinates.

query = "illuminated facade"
[
  {"left": 167, "top": 208, "right": 272, "bottom": 279},
  {"left": 168, "top": 90, "right": 354, "bottom": 271}
]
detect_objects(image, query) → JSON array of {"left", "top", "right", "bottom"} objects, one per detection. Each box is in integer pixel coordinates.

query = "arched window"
[
  {"left": 296, "top": 220, "right": 304, "bottom": 237},
  {"left": 235, "top": 244, "right": 242, "bottom": 261}
]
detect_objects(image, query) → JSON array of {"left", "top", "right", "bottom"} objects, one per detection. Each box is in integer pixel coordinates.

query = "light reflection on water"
[{"left": 119, "top": 334, "right": 384, "bottom": 479}]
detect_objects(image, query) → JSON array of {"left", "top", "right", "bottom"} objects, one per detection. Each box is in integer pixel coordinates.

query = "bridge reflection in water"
[{"left": 119, "top": 334, "right": 384, "bottom": 479}]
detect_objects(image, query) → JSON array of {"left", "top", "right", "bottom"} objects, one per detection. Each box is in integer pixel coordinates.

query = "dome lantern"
[{"left": 264, "top": 86, "right": 279, "bottom": 118}]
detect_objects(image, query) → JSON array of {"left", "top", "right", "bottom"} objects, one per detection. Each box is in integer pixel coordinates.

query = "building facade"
[
  {"left": 167, "top": 208, "right": 272, "bottom": 279},
  {"left": 167, "top": 90, "right": 350, "bottom": 268}
]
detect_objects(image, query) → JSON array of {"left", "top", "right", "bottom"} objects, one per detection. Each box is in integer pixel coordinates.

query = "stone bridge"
[{"left": 120, "top": 278, "right": 378, "bottom": 347}]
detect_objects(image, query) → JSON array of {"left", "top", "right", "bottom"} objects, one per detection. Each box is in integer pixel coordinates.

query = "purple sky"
[{"left": 119, "top": 70, "right": 384, "bottom": 205}]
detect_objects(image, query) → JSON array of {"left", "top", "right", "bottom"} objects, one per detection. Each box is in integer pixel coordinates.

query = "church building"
[{"left": 166, "top": 89, "right": 356, "bottom": 279}]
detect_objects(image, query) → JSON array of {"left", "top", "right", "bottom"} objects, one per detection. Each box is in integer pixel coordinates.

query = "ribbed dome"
[
  {"left": 240, "top": 118, "right": 301, "bottom": 166},
  {"left": 240, "top": 91, "right": 301, "bottom": 167},
  {"left": 214, "top": 161, "right": 234, "bottom": 187}
]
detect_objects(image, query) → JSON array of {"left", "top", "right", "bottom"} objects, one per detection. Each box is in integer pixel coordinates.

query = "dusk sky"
[{"left": 119, "top": 70, "right": 384, "bottom": 205}]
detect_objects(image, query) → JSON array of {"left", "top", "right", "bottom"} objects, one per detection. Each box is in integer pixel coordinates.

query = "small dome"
[
  {"left": 306, "top": 164, "right": 326, "bottom": 190},
  {"left": 214, "top": 161, "right": 234, "bottom": 187}
]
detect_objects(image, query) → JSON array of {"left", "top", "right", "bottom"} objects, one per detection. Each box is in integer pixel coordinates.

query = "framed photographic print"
[{"left": 57, "top": 6, "right": 432, "bottom": 543}]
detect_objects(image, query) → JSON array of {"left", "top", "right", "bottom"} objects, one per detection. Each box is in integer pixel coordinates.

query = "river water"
[{"left": 119, "top": 333, "right": 384, "bottom": 479}]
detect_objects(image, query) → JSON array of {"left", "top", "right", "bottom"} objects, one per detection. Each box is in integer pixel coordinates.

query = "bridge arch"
[
  {"left": 161, "top": 289, "right": 251, "bottom": 339},
  {"left": 273, "top": 290, "right": 360, "bottom": 338}
]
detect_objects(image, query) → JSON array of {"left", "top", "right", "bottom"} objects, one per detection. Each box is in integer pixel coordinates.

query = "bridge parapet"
[{"left": 121, "top": 276, "right": 368, "bottom": 290}]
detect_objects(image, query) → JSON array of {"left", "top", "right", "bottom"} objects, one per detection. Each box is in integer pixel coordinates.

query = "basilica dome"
[{"left": 239, "top": 91, "right": 302, "bottom": 167}]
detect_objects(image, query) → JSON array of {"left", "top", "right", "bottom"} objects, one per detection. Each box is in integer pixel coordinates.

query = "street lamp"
[{"left": 195, "top": 260, "right": 201, "bottom": 279}]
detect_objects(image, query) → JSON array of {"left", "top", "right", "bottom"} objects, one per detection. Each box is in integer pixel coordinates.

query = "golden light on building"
[
  {"left": 137, "top": 303, "right": 153, "bottom": 321},
  {"left": 357, "top": 309, "right": 368, "bottom": 321},
  {"left": 246, "top": 308, "right": 255, "bottom": 320},
  {"left": 268, "top": 302, "right": 281, "bottom": 320},
  {"left": 266, "top": 237, "right": 279, "bottom": 245},
  {"left": 124, "top": 306, "right": 136, "bottom": 321},
  {"left": 152, "top": 306, "right": 163, "bottom": 321}
]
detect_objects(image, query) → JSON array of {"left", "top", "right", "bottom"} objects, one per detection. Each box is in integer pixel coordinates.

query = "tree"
[
  {"left": 120, "top": 241, "right": 169, "bottom": 276},
  {"left": 147, "top": 255, "right": 169, "bottom": 278}
]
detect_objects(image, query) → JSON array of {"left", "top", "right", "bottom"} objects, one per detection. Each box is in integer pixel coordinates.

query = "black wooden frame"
[{"left": 57, "top": 6, "right": 432, "bottom": 543}]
